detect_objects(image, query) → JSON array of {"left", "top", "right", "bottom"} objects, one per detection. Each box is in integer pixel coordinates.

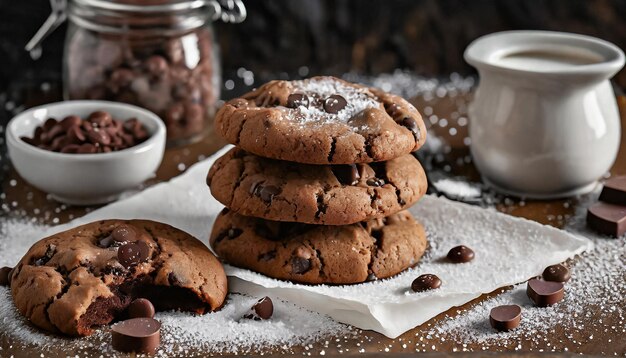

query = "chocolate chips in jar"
[
  {"left": 20, "top": 111, "right": 150, "bottom": 154},
  {"left": 65, "top": 18, "right": 220, "bottom": 146}
]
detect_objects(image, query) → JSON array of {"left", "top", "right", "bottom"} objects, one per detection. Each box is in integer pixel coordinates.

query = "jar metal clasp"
[{"left": 25, "top": 0, "right": 247, "bottom": 55}]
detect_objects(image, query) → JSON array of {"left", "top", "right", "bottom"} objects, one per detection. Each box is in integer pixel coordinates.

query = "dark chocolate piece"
[
  {"left": 244, "top": 296, "right": 274, "bottom": 320},
  {"left": 128, "top": 298, "right": 156, "bottom": 319},
  {"left": 447, "top": 245, "right": 475, "bottom": 263},
  {"left": 287, "top": 93, "right": 309, "bottom": 109},
  {"left": 526, "top": 278, "right": 564, "bottom": 307},
  {"left": 542, "top": 264, "right": 570, "bottom": 283},
  {"left": 291, "top": 256, "right": 311, "bottom": 274},
  {"left": 332, "top": 164, "right": 360, "bottom": 185},
  {"left": 111, "top": 317, "right": 161, "bottom": 354},
  {"left": 112, "top": 225, "right": 136, "bottom": 243},
  {"left": 411, "top": 274, "right": 441, "bottom": 292},
  {"left": 586, "top": 202, "right": 626, "bottom": 237},
  {"left": 599, "top": 176, "right": 626, "bottom": 205},
  {"left": 0, "top": 266, "right": 12, "bottom": 286},
  {"left": 323, "top": 95, "right": 347, "bottom": 114},
  {"left": 489, "top": 304, "right": 521, "bottom": 332},
  {"left": 118, "top": 241, "right": 150, "bottom": 268}
]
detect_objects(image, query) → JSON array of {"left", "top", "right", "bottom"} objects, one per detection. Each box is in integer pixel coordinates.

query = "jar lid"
[{"left": 25, "top": 0, "right": 246, "bottom": 53}]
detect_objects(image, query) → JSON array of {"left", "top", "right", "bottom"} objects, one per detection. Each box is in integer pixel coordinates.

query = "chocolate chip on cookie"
[
  {"left": 0, "top": 266, "right": 12, "bottom": 286},
  {"left": 210, "top": 209, "right": 428, "bottom": 285},
  {"left": 215, "top": 76, "right": 426, "bottom": 164},
  {"left": 208, "top": 148, "right": 427, "bottom": 225},
  {"left": 11, "top": 220, "right": 227, "bottom": 336}
]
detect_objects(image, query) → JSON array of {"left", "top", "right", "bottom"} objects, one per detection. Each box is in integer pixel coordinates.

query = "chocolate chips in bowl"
[
  {"left": 6, "top": 101, "right": 166, "bottom": 205},
  {"left": 20, "top": 111, "right": 150, "bottom": 154}
]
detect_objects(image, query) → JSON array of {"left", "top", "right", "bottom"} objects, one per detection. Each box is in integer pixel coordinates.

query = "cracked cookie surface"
[
  {"left": 210, "top": 209, "right": 428, "bottom": 285},
  {"left": 10, "top": 220, "right": 227, "bottom": 336},
  {"left": 207, "top": 148, "right": 428, "bottom": 225},
  {"left": 215, "top": 76, "right": 427, "bottom": 165}
]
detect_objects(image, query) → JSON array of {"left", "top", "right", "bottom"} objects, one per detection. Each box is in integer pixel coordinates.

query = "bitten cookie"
[
  {"left": 215, "top": 76, "right": 427, "bottom": 165},
  {"left": 207, "top": 148, "right": 428, "bottom": 225},
  {"left": 10, "top": 220, "right": 227, "bottom": 336},
  {"left": 210, "top": 209, "right": 428, "bottom": 285}
]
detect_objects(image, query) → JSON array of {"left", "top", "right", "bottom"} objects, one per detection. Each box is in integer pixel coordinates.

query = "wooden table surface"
[{"left": 1, "top": 91, "right": 625, "bottom": 357}]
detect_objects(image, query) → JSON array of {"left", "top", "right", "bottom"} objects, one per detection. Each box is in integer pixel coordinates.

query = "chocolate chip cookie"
[
  {"left": 215, "top": 76, "right": 427, "bottom": 165},
  {"left": 10, "top": 220, "right": 227, "bottom": 336},
  {"left": 207, "top": 148, "right": 427, "bottom": 225},
  {"left": 210, "top": 209, "right": 428, "bottom": 285}
]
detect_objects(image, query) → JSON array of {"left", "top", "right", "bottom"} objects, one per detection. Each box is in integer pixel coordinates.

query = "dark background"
[{"left": 2, "top": 0, "right": 626, "bottom": 97}]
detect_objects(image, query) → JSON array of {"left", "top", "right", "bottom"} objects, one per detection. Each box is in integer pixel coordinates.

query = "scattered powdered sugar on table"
[
  {"left": 432, "top": 178, "right": 482, "bottom": 199},
  {"left": 0, "top": 219, "right": 353, "bottom": 355},
  {"left": 423, "top": 193, "right": 626, "bottom": 353},
  {"left": 287, "top": 77, "right": 379, "bottom": 124}
]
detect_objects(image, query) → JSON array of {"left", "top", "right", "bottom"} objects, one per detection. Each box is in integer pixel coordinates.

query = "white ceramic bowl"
[{"left": 6, "top": 101, "right": 166, "bottom": 205}]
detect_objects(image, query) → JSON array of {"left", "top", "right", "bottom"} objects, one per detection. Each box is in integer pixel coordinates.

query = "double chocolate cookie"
[
  {"left": 210, "top": 209, "right": 428, "bottom": 285},
  {"left": 207, "top": 148, "right": 427, "bottom": 225},
  {"left": 10, "top": 220, "right": 227, "bottom": 336},
  {"left": 215, "top": 76, "right": 427, "bottom": 165}
]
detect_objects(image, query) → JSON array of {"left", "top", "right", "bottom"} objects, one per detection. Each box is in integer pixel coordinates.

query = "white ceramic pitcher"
[{"left": 465, "top": 31, "right": 625, "bottom": 199}]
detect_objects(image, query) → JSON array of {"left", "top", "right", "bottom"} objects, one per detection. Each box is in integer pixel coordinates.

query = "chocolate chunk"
[
  {"left": 66, "top": 125, "right": 86, "bottom": 143},
  {"left": 145, "top": 55, "right": 168, "bottom": 76},
  {"left": 244, "top": 296, "right": 274, "bottom": 320},
  {"left": 88, "top": 111, "right": 113, "bottom": 127},
  {"left": 366, "top": 273, "right": 378, "bottom": 281},
  {"left": 98, "top": 235, "right": 115, "bottom": 248},
  {"left": 77, "top": 143, "right": 97, "bottom": 154},
  {"left": 447, "top": 245, "right": 475, "bottom": 263},
  {"left": 111, "top": 317, "right": 161, "bottom": 354},
  {"left": 128, "top": 298, "right": 156, "bottom": 319},
  {"left": 332, "top": 164, "right": 360, "bottom": 185},
  {"left": 226, "top": 228, "right": 242, "bottom": 240},
  {"left": 61, "top": 144, "right": 81, "bottom": 154},
  {"left": 87, "top": 129, "right": 111, "bottom": 146},
  {"left": 542, "top": 264, "right": 571, "bottom": 283},
  {"left": 0, "top": 266, "right": 12, "bottom": 286},
  {"left": 587, "top": 202, "right": 626, "bottom": 237},
  {"left": 118, "top": 241, "right": 150, "bottom": 268},
  {"left": 526, "top": 278, "right": 564, "bottom": 307},
  {"left": 287, "top": 93, "right": 309, "bottom": 109},
  {"left": 489, "top": 305, "right": 522, "bottom": 332},
  {"left": 256, "top": 185, "right": 280, "bottom": 203},
  {"left": 43, "top": 118, "right": 58, "bottom": 130},
  {"left": 599, "top": 176, "right": 626, "bottom": 205},
  {"left": 60, "top": 115, "right": 82, "bottom": 130},
  {"left": 401, "top": 117, "right": 419, "bottom": 138},
  {"left": 366, "top": 178, "right": 385, "bottom": 187},
  {"left": 291, "top": 256, "right": 311, "bottom": 274},
  {"left": 112, "top": 225, "right": 136, "bottom": 242},
  {"left": 411, "top": 274, "right": 441, "bottom": 292},
  {"left": 323, "top": 95, "right": 347, "bottom": 114}
]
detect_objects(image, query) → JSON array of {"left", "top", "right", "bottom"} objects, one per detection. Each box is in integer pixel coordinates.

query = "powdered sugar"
[
  {"left": 433, "top": 179, "right": 482, "bottom": 199},
  {"left": 286, "top": 77, "right": 380, "bottom": 124}
]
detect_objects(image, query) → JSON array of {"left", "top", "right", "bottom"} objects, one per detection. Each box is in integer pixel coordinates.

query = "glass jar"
[{"left": 28, "top": 0, "right": 246, "bottom": 146}]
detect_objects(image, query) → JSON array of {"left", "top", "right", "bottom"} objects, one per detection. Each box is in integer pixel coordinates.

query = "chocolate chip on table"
[
  {"left": 291, "top": 256, "right": 311, "bottom": 274},
  {"left": 244, "top": 296, "right": 274, "bottom": 320},
  {"left": 447, "top": 245, "right": 475, "bottom": 263},
  {"left": 489, "top": 305, "right": 522, "bottom": 332},
  {"left": 542, "top": 264, "right": 571, "bottom": 283},
  {"left": 112, "top": 225, "right": 136, "bottom": 242},
  {"left": 599, "top": 176, "right": 626, "bottom": 205},
  {"left": 586, "top": 202, "right": 626, "bottom": 237},
  {"left": 287, "top": 93, "right": 309, "bottom": 109},
  {"left": 111, "top": 317, "right": 161, "bottom": 354},
  {"left": 0, "top": 266, "right": 12, "bottom": 286},
  {"left": 411, "top": 274, "right": 441, "bottom": 292},
  {"left": 323, "top": 94, "right": 347, "bottom": 114},
  {"left": 118, "top": 241, "right": 150, "bottom": 268},
  {"left": 128, "top": 298, "right": 156, "bottom": 319},
  {"left": 526, "top": 278, "right": 564, "bottom": 307},
  {"left": 332, "top": 164, "right": 360, "bottom": 185}
]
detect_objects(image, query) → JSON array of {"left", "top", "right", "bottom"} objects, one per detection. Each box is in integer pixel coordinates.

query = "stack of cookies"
[{"left": 207, "top": 76, "right": 429, "bottom": 284}]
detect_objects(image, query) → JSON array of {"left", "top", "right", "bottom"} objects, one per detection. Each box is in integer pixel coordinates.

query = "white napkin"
[{"left": 45, "top": 146, "right": 592, "bottom": 338}]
